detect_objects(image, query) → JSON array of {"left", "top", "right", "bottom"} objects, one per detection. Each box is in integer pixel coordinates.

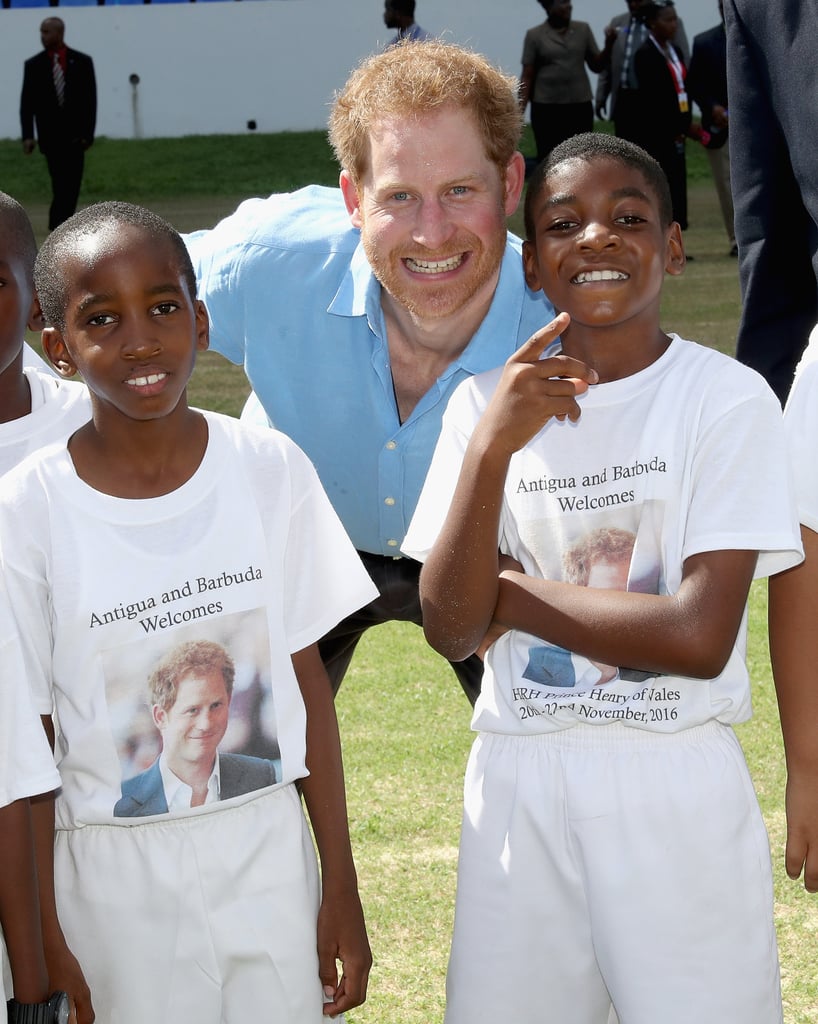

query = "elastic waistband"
[{"left": 478, "top": 719, "right": 730, "bottom": 754}]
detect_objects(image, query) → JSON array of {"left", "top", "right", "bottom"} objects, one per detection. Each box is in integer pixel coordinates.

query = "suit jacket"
[
  {"left": 114, "top": 752, "right": 280, "bottom": 818},
  {"left": 631, "top": 39, "right": 691, "bottom": 154},
  {"left": 20, "top": 46, "right": 96, "bottom": 151},
  {"left": 725, "top": 0, "right": 818, "bottom": 403},
  {"left": 686, "top": 22, "right": 728, "bottom": 144},
  {"left": 596, "top": 11, "right": 688, "bottom": 119}
]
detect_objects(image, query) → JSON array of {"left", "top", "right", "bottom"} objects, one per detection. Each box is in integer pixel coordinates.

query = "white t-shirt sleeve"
[
  {"left": 280, "top": 439, "right": 378, "bottom": 652},
  {"left": 784, "top": 331, "right": 818, "bottom": 534},
  {"left": 684, "top": 381, "right": 803, "bottom": 578},
  {"left": 0, "top": 575, "right": 59, "bottom": 806},
  {"left": 402, "top": 372, "right": 498, "bottom": 562}
]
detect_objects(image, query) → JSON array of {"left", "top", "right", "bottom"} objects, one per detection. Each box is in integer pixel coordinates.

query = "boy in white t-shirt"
[
  {"left": 0, "top": 191, "right": 90, "bottom": 1023},
  {"left": 403, "top": 133, "right": 803, "bottom": 1023},
  {"left": 0, "top": 201, "right": 377, "bottom": 1024}
]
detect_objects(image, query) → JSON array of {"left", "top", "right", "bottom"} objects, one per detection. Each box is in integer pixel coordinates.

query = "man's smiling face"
[{"left": 341, "top": 106, "right": 520, "bottom": 326}]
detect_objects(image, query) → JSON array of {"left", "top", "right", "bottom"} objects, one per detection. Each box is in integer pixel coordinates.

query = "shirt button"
[
  {"left": 386, "top": 440, "right": 398, "bottom": 450},
  {"left": 384, "top": 497, "right": 396, "bottom": 506},
  {"left": 387, "top": 539, "right": 399, "bottom": 547}
]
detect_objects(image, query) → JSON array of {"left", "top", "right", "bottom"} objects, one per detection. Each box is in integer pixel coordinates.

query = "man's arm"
[
  {"left": 769, "top": 524, "right": 818, "bottom": 893},
  {"left": 79, "top": 54, "right": 96, "bottom": 146},
  {"left": 293, "top": 644, "right": 371, "bottom": 1017},
  {"left": 20, "top": 59, "right": 37, "bottom": 153}
]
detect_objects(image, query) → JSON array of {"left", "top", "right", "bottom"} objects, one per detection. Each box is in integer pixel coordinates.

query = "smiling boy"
[
  {"left": 0, "top": 190, "right": 92, "bottom": 1024},
  {"left": 403, "top": 134, "right": 802, "bottom": 1023},
  {"left": 0, "top": 202, "right": 376, "bottom": 1023}
]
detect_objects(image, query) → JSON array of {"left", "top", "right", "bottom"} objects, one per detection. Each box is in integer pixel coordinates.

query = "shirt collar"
[
  {"left": 326, "top": 235, "right": 531, "bottom": 376},
  {"left": 159, "top": 751, "right": 221, "bottom": 812}
]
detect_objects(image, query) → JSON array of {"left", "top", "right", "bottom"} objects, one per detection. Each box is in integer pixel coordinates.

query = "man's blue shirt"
[{"left": 186, "top": 185, "right": 554, "bottom": 556}]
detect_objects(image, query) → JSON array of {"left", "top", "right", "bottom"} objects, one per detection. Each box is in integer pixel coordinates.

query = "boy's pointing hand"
[{"left": 479, "top": 313, "right": 598, "bottom": 456}]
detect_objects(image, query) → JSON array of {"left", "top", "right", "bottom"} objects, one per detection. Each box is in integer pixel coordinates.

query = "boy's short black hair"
[
  {"left": 34, "top": 201, "right": 197, "bottom": 331},
  {"left": 524, "top": 133, "right": 674, "bottom": 241},
  {"left": 0, "top": 191, "right": 37, "bottom": 285}
]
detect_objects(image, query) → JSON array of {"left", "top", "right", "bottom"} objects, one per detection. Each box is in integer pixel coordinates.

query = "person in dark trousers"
[
  {"left": 725, "top": 0, "right": 818, "bottom": 405},
  {"left": 20, "top": 17, "right": 96, "bottom": 231},
  {"left": 686, "top": 0, "right": 735, "bottom": 256}
]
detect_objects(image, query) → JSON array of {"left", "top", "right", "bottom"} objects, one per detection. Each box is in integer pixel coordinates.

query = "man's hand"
[{"left": 22, "top": 139, "right": 36, "bottom": 155}]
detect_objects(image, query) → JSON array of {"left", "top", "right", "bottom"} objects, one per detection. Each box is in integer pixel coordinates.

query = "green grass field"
[{"left": 8, "top": 128, "right": 818, "bottom": 1023}]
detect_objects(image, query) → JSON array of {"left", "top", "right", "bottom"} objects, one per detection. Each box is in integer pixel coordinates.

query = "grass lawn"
[{"left": 11, "top": 127, "right": 818, "bottom": 1023}]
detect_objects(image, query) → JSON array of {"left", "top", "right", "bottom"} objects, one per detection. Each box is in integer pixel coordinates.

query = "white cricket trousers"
[
  {"left": 445, "top": 722, "right": 783, "bottom": 1024},
  {"left": 54, "top": 784, "right": 327, "bottom": 1023}
]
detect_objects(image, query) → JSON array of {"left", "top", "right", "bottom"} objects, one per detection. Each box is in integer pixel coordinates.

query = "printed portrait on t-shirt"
[
  {"left": 519, "top": 512, "right": 662, "bottom": 690},
  {"left": 105, "top": 607, "right": 281, "bottom": 818}
]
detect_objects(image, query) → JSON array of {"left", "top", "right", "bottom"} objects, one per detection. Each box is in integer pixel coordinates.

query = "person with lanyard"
[
  {"left": 595, "top": 0, "right": 689, "bottom": 143},
  {"left": 630, "top": 0, "right": 698, "bottom": 234}
]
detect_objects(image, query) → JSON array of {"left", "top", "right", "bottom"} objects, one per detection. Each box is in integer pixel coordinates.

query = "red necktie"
[{"left": 52, "top": 52, "right": 65, "bottom": 107}]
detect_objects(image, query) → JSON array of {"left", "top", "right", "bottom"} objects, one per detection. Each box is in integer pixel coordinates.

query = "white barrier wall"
[{"left": 0, "top": 0, "right": 718, "bottom": 141}]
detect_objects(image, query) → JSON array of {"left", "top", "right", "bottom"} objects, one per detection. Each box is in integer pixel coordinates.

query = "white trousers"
[
  {"left": 445, "top": 722, "right": 782, "bottom": 1024},
  {"left": 54, "top": 784, "right": 326, "bottom": 1023}
]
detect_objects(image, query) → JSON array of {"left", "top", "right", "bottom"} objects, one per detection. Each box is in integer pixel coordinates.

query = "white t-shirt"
[
  {"left": 0, "top": 365, "right": 90, "bottom": 478},
  {"left": 0, "top": 363, "right": 88, "bottom": 810},
  {"left": 404, "top": 336, "right": 802, "bottom": 736},
  {"left": 782, "top": 324, "right": 818, "bottom": 532},
  {"left": 0, "top": 412, "right": 377, "bottom": 829}
]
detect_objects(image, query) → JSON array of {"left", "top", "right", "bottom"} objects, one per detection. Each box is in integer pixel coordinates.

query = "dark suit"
[
  {"left": 686, "top": 22, "right": 727, "bottom": 142},
  {"left": 114, "top": 753, "right": 280, "bottom": 818},
  {"left": 687, "top": 22, "right": 734, "bottom": 249},
  {"left": 595, "top": 11, "right": 688, "bottom": 140},
  {"left": 20, "top": 45, "right": 96, "bottom": 229},
  {"left": 632, "top": 39, "right": 691, "bottom": 229},
  {"left": 725, "top": 0, "right": 818, "bottom": 404}
]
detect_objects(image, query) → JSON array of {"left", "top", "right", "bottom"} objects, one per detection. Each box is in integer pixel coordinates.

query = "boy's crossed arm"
[
  {"left": 420, "top": 314, "right": 758, "bottom": 683},
  {"left": 419, "top": 314, "right": 595, "bottom": 663}
]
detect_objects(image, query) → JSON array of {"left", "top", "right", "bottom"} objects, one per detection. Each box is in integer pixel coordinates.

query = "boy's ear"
[
  {"left": 522, "top": 239, "right": 542, "bottom": 291},
  {"left": 27, "top": 294, "right": 45, "bottom": 334},
  {"left": 194, "top": 299, "right": 210, "bottom": 352},
  {"left": 42, "top": 327, "right": 78, "bottom": 378},
  {"left": 664, "top": 222, "right": 685, "bottom": 277}
]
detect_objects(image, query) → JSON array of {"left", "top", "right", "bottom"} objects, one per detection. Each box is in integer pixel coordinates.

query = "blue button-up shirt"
[{"left": 186, "top": 186, "right": 554, "bottom": 556}]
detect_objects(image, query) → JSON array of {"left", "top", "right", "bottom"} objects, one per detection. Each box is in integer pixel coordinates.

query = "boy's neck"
[
  {"left": 0, "top": 358, "right": 32, "bottom": 424},
  {"left": 67, "top": 403, "right": 209, "bottom": 499},
  {"left": 561, "top": 324, "right": 672, "bottom": 384}
]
